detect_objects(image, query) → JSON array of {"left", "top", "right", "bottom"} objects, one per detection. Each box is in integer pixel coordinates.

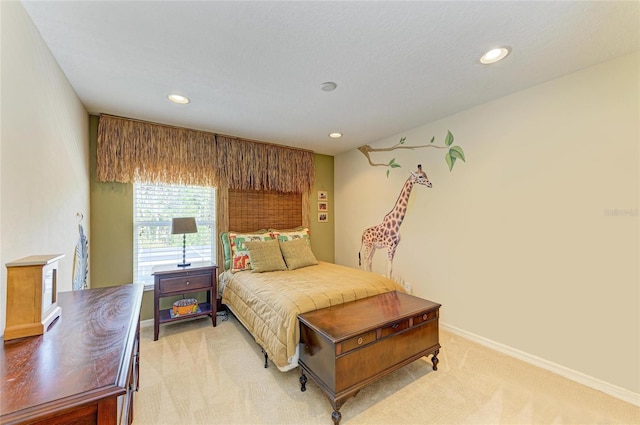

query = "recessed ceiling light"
[
  {"left": 329, "top": 132, "right": 342, "bottom": 138},
  {"left": 168, "top": 94, "right": 190, "bottom": 104},
  {"left": 321, "top": 82, "right": 337, "bottom": 92},
  {"left": 480, "top": 47, "right": 510, "bottom": 64}
]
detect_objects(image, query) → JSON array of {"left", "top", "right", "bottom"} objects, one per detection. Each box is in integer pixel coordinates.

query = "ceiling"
[{"left": 21, "top": 1, "right": 639, "bottom": 156}]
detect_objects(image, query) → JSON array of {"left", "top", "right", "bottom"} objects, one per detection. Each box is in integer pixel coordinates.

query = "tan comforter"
[{"left": 221, "top": 261, "right": 405, "bottom": 371}]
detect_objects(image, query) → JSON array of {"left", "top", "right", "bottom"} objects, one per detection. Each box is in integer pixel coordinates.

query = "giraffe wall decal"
[{"left": 359, "top": 164, "right": 432, "bottom": 278}]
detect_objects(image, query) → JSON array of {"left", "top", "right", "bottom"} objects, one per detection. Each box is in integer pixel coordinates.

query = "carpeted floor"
[{"left": 134, "top": 315, "right": 639, "bottom": 425}]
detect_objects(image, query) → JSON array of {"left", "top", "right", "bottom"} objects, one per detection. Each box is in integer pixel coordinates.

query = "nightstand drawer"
[{"left": 159, "top": 274, "right": 211, "bottom": 293}]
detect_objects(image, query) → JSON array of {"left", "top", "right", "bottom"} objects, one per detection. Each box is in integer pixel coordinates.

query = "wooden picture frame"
[
  {"left": 318, "top": 202, "right": 328, "bottom": 212},
  {"left": 318, "top": 212, "right": 328, "bottom": 222},
  {"left": 317, "top": 191, "right": 328, "bottom": 201}
]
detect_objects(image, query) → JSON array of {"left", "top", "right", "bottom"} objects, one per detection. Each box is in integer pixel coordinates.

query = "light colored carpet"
[{"left": 134, "top": 315, "right": 639, "bottom": 425}]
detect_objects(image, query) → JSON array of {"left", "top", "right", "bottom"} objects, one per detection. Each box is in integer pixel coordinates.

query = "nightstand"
[{"left": 152, "top": 262, "right": 217, "bottom": 341}]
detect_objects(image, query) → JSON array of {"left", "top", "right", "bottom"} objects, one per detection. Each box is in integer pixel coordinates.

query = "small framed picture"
[
  {"left": 318, "top": 202, "right": 328, "bottom": 212},
  {"left": 317, "top": 190, "right": 328, "bottom": 201},
  {"left": 318, "top": 212, "right": 328, "bottom": 222}
]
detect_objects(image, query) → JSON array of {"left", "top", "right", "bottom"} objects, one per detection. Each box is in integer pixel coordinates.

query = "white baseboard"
[
  {"left": 440, "top": 322, "right": 640, "bottom": 407},
  {"left": 140, "top": 318, "right": 153, "bottom": 328}
]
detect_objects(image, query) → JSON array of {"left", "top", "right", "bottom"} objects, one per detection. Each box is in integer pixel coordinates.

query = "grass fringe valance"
[{"left": 97, "top": 115, "right": 314, "bottom": 193}]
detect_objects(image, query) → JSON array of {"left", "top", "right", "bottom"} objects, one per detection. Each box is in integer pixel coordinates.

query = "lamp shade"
[{"left": 171, "top": 217, "right": 197, "bottom": 235}]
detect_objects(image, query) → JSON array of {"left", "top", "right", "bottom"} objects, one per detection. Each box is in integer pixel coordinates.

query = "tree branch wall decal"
[{"left": 357, "top": 131, "right": 466, "bottom": 177}]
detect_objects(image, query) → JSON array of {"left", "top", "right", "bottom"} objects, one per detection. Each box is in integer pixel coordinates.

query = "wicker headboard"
[
  {"left": 217, "top": 189, "right": 307, "bottom": 271},
  {"left": 228, "top": 189, "right": 303, "bottom": 233}
]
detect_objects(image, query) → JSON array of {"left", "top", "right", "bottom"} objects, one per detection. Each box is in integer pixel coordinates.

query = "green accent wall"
[
  {"left": 89, "top": 115, "right": 335, "bottom": 320},
  {"left": 88, "top": 116, "right": 143, "bottom": 310},
  {"left": 309, "top": 153, "right": 335, "bottom": 263}
]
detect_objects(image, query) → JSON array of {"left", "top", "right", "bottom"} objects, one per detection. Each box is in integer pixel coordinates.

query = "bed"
[
  {"left": 218, "top": 189, "right": 405, "bottom": 371},
  {"left": 221, "top": 259, "right": 404, "bottom": 371}
]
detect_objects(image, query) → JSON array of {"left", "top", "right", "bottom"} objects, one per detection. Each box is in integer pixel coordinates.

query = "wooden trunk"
[{"left": 298, "top": 291, "right": 440, "bottom": 425}]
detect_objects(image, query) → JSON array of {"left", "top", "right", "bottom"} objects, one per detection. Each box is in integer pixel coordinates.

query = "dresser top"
[{"left": 1, "top": 284, "right": 144, "bottom": 420}]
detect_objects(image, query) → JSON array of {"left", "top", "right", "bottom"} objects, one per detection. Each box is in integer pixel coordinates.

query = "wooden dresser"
[
  {"left": 298, "top": 291, "right": 441, "bottom": 425},
  {"left": 1, "top": 284, "right": 143, "bottom": 425}
]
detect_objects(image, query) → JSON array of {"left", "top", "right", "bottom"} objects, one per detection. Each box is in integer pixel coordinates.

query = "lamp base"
[{"left": 178, "top": 235, "right": 190, "bottom": 267}]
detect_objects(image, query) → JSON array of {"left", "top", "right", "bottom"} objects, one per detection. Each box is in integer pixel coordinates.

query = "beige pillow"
[
  {"left": 279, "top": 238, "right": 318, "bottom": 270},
  {"left": 244, "top": 239, "right": 287, "bottom": 273}
]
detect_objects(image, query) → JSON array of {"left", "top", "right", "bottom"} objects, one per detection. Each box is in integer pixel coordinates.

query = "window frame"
[{"left": 133, "top": 182, "right": 216, "bottom": 288}]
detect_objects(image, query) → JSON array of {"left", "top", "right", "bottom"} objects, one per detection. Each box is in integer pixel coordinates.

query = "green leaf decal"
[
  {"left": 386, "top": 169, "right": 390, "bottom": 178},
  {"left": 390, "top": 163, "right": 401, "bottom": 168},
  {"left": 388, "top": 158, "right": 396, "bottom": 166},
  {"left": 449, "top": 145, "right": 466, "bottom": 162},
  {"left": 444, "top": 130, "right": 454, "bottom": 147},
  {"left": 399, "top": 137, "right": 406, "bottom": 144},
  {"left": 445, "top": 151, "right": 456, "bottom": 171},
  {"left": 430, "top": 136, "right": 435, "bottom": 144}
]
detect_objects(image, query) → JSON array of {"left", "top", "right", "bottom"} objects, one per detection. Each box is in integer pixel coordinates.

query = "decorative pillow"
[
  {"left": 270, "top": 227, "right": 311, "bottom": 243},
  {"left": 279, "top": 238, "right": 318, "bottom": 270},
  {"left": 244, "top": 239, "right": 287, "bottom": 273},
  {"left": 227, "top": 231, "right": 273, "bottom": 272}
]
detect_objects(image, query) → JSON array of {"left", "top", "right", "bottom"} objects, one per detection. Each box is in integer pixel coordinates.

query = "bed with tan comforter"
[{"left": 221, "top": 261, "right": 404, "bottom": 371}]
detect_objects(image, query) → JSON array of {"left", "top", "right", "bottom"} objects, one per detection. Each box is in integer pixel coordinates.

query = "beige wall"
[
  {"left": 1, "top": 2, "right": 90, "bottom": 335},
  {"left": 335, "top": 53, "right": 639, "bottom": 397},
  {"left": 89, "top": 116, "right": 335, "bottom": 320}
]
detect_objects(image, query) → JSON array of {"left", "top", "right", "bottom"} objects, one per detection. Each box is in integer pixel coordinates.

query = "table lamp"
[{"left": 171, "top": 217, "right": 197, "bottom": 267}]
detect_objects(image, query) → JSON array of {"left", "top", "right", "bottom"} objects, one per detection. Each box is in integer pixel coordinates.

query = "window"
[{"left": 133, "top": 182, "right": 216, "bottom": 287}]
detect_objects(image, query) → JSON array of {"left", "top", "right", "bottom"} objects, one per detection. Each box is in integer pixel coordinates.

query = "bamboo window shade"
[
  {"left": 228, "top": 190, "right": 303, "bottom": 233},
  {"left": 96, "top": 114, "right": 315, "bottom": 193}
]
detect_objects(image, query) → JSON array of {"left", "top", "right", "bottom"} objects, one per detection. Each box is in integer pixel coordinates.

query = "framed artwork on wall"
[
  {"left": 318, "top": 212, "right": 328, "bottom": 223},
  {"left": 318, "top": 202, "right": 328, "bottom": 212},
  {"left": 317, "top": 191, "right": 328, "bottom": 201}
]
